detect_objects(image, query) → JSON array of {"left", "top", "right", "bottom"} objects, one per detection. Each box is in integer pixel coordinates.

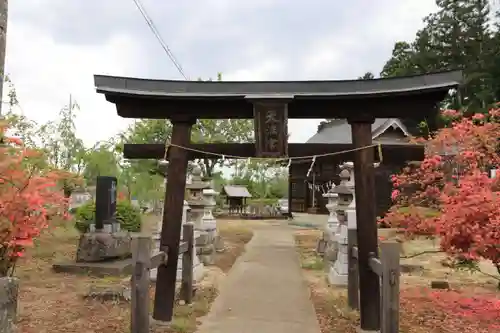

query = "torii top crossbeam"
[{"left": 95, "top": 70, "right": 462, "bottom": 120}]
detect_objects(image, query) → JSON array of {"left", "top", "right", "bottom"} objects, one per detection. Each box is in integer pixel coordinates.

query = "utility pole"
[{"left": 0, "top": 0, "right": 8, "bottom": 117}]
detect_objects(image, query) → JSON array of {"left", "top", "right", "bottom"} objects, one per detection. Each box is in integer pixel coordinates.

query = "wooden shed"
[{"left": 221, "top": 185, "right": 252, "bottom": 215}]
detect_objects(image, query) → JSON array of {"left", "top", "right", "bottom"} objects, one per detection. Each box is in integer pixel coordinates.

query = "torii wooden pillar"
[
  {"left": 153, "top": 118, "right": 195, "bottom": 321},
  {"left": 349, "top": 117, "right": 380, "bottom": 329}
]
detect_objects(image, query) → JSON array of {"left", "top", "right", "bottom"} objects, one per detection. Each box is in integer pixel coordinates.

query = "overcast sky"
[{"left": 5, "top": 0, "right": 439, "bottom": 146}]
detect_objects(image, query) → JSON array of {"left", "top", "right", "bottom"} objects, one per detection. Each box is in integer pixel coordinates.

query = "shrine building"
[{"left": 291, "top": 118, "right": 412, "bottom": 216}]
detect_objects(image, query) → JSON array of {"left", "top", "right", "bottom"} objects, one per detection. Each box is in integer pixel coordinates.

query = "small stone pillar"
[
  {"left": 324, "top": 189, "right": 340, "bottom": 236},
  {"left": 0, "top": 277, "right": 18, "bottom": 333},
  {"left": 196, "top": 188, "right": 220, "bottom": 265},
  {"left": 346, "top": 195, "right": 357, "bottom": 230},
  {"left": 149, "top": 203, "right": 164, "bottom": 281},
  {"left": 201, "top": 189, "right": 217, "bottom": 230},
  {"left": 317, "top": 189, "right": 339, "bottom": 256},
  {"left": 328, "top": 162, "right": 355, "bottom": 286},
  {"left": 179, "top": 218, "right": 205, "bottom": 282},
  {"left": 319, "top": 189, "right": 338, "bottom": 262},
  {"left": 150, "top": 200, "right": 204, "bottom": 282},
  {"left": 323, "top": 168, "right": 351, "bottom": 271},
  {"left": 203, "top": 188, "right": 224, "bottom": 252}
]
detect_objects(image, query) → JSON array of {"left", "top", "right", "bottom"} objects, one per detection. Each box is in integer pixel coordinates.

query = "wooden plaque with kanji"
[{"left": 253, "top": 101, "right": 288, "bottom": 158}]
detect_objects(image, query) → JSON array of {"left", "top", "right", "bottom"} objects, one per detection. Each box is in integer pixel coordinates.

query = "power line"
[{"left": 131, "top": 0, "right": 189, "bottom": 80}]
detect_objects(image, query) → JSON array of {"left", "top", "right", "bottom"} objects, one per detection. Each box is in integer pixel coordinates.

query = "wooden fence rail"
[
  {"left": 347, "top": 229, "right": 401, "bottom": 333},
  {"left": 130, "top": 222, "right": 195, "bottom": 333}
]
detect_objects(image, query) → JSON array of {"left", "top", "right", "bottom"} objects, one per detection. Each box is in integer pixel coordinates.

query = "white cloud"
[
  {"left": 302, "top": 0, "right": 438, "bottom": 79},
  {"left": 224, "top": 59, "right": 286, "bottom": 81},
  {"left": 4, "top": 0, "right": 441, "bottom": 148},
  {"left": 293, "top": 0, "right": 439, "bottom": 140},
  {"left": 5, "top": 20, "right": 142, "bottom": 146},
  {"left": 302, "top": 36, "right": 357, "bottom": 79}
]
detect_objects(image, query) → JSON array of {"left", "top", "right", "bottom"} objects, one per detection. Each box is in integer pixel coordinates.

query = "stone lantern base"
[{"left": 149, "top": 232, "right": 205, "bottom": 283}]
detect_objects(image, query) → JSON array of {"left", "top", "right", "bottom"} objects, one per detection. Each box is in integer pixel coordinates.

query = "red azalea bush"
[
  {"left": 117, "top": 191, "right": 127, "bottom": 201},
  {"left": 0, "top": 122, "right": 70, "bottom": 276},
  {"left": 381, "top": 105, "right": 500, "bottom": 277},
  {"left": 439, "top": 171, "right": 500, "bottom": 266}
]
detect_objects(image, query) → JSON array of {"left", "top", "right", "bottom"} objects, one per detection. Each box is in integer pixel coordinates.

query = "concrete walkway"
[{"left": 197, "top": 224, "right": 321, "bottom": 333}]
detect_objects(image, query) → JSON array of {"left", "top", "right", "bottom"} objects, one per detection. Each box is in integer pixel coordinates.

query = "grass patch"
[
  {"left": 289, "top": 221, "right": 320, "bottom": 229},
  {"left": 154, "top": 286, "right": 218, "bottom": 333},
  {"left": 247, "top": 198, "right": 279, "bottom": 206},
  {"left": 396, "top": 206, "right": 441, "bottom": 218},
  {"left": 295, "top": 230, "right": 359, "bottom": 332},
  {"left": 215, "top": 222, "right": 253, "bottom": 272},
  {"left": 310, "top": 287, "right": 360, "bottom": 333},
  {"left": 302, "top": 257, "right": 324, "bottom": 270},
  {"left": 295, "top": 230, "right": 321, "bottom": 258}
]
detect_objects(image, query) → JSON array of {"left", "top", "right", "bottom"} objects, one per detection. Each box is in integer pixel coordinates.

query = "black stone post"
[{"left": 95, "top": 176, "right": 117, "bottom": 231}]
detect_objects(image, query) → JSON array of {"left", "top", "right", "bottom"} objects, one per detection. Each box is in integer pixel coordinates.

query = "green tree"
[
  {"left": 192, "top": 119, "right": 253, "bottom": 177},
  {"left": 37, "top": 96, "right": 87, "bottom": 197},
  {"left": 358, "top": 72, "right": 375, "bottom": 79},
  {"left": 380, "top": 41, "right": 421, "bottom": 77},
  {"left": 381, "top": 0, "right": 497, "bottom": 114},
  {"left": 38, "top": 96, "right": 86, "bottom": 172},
  {"left": 116, "top": 119, "right": 169, "bottom": 204},
  {"left": 230, "top": 160, "right": 287, "bottom": 199},
  {"left": 82, "top": 141, "right": 121, "bottom": 185},
  {"left": 2, "top": 76, "right": 39, "bottom": 147},
  {"left": 490, "top": 10, "right": 500, "bottom": 101}
]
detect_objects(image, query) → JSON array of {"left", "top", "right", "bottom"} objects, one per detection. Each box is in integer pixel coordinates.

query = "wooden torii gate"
[{"left": 94, "top": 70, "right": 461, "bottom": 331}]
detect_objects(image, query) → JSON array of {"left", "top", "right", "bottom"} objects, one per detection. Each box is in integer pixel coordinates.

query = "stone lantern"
[
  {"left": 184, "top": 167, "right": 221, "bottom": 265},
  {"left": 185, "top": 166, "right": 211, "bottom": 229},
  {"left": 341, "top": 161, "right": 355, "bottom": 190},
  {"left": 334, "top": 167, "right": 354, "bottom": 228},
  {"left": 327, "top": 162, "right": 355, "bottom": 286},
  {"left": 323, "top": 188, "right": 340, "bottom": 235},
  {"left": 317, "top": 186, "right": 339, "bottom": 256},
  {"left": 202, "top": 188, "right": 218, "bottom": 231},
  {"left": 203, "top": 188, "right": 224, "bottom": 252}
]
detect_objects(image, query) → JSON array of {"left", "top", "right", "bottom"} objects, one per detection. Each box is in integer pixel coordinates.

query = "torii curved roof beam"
[{"left": 94, "top": 70, "right": 462, "bottom": 120}]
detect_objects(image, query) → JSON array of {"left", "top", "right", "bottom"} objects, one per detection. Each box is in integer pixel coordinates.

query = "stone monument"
[
  {"left": 53, "top": 176, "right": 133, "bottom": 276},
  {"left": 76, "top": 176, "right": 131, "bottom": 262}
]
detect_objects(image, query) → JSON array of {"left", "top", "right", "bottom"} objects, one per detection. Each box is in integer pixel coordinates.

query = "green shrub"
[
  {"left": 247, "top": 198, "right": 278, "bottom": 206},
  {"left": 74, "top": 201, "right": 142, "bottom": 233},
  {"left": 115, "top": 201, "right": 142, "bottom": 232}
]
